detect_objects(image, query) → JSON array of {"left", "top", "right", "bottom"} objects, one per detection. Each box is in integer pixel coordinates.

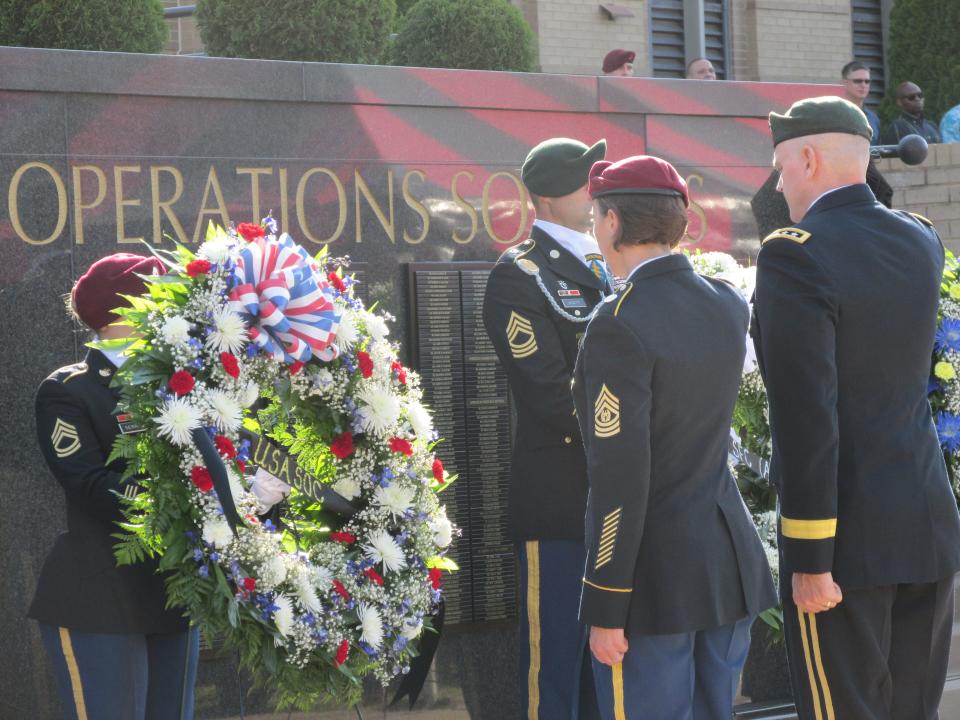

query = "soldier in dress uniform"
[
  {"left": 573, "top": 155, "right": 777, "bottom": 719},
  {"left": 31, "top": 253, "right": 199, "bottom": 720},
  {"left": 752, "top": 96, "right": 960, "bottom": 719},
  {"left": 482, "top": 137, "right": 608, "bottom": 719}
]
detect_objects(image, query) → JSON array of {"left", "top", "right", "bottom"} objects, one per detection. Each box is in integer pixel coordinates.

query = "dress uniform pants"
[
  {"left": 39, "top": 624, "right": 200, "bottom": 720},
  {"left": 591, "top": 615, "right": 753, "bottom": 720},
  {"left": 783, "top": 575, "right": 955, "bottom": 720},
  {"left": 518, "top": 540, "right": 600, "bottom": 720}
]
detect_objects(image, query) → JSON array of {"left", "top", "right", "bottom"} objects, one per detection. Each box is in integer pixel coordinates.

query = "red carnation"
[
  {"left": 429, "top": 567, "right": 443, "bottom": 590},
  {"left": 328, "top": 271, "right": 347, "bottom": 293},
  {"left": 332, "top": 579, "right": 351, "bottom": 601},
  {"left": 334, "top": 639, "right": 350, "bottom": 666},
  {"left": 330, "top": 531, "right": 356, "bottom": 544},
  {"left": 169, "top": 370, "right": 195, "bottom": 397},
  {"left": 190, "top": 466, "right": 213, "bottom": 493},
  {"left": 289, "top": 360, "right": 304, "bottom": 375},
  {"left": 432, "top": 458, "right": 445, "bottom": 484},
  {"left": 391, "top": 361, "right": 407, "bottom": 385},
  {"left": 186, "top": 259, "right": 211, "bottom": 277},
  {"left": 356, "top": 351, "right": 374, "bottom": 379},
  {"left": 242, "top": 576, "right": 256, "bottom": 592},
  {"left": 237, "top": 460, "right": 246, "bottom": 473},
  {"left": 364, "top": 567, "right": 385, "bottom": 586},
  {"left": 236, "top": 222, "right": 265, "bottom": 242},
  {"left": 220, "top": 352, "right": 240, "bottom": 379},
  {"left": 214, "top": 435, "right": 237, "bottom": 459},
  {"left": 389, "top": 437, "right": 413, "bottom": 456},
  {"left": 330, "top": 432, "right": 354, "bottom": 460}
]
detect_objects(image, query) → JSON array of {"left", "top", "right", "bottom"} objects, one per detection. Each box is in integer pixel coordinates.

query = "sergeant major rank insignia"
[
  {"left": 506, "top": 311, "right": 538, "bottom": 358},
  {"left": 594, "top": 384, "right": 621, "bottom": 438},
  {"left": 51, "top": 418, "right": 81, "bottom": 458}
]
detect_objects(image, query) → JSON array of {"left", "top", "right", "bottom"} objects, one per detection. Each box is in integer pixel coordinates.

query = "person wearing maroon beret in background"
[
  {"left": 31, "top": 253, "right": 199, "bottom": 720},
  {"left": 602, "top": 49, "right": 635, "bottom": 77},
  {"left": 572, "top": 156, "right": 776, "bottom": 719}
]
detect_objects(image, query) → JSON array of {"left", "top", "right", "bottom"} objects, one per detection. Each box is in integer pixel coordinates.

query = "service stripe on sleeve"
[{"left": 781, "top": 517, "right": 837, "bottom": 540}]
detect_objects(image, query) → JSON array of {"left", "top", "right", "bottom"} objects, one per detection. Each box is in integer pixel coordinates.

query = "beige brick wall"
[
  {"left": 161, "top": 1, "right": 203, "bottom": 56},
  {"left": 877, "top": 144, "right": 960, "bottom": 252}
]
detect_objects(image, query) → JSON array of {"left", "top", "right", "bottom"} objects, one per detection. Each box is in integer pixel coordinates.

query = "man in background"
[
  {"left": 840, "top": 61, "right": 881, "bottom": 145},
  {"left": 884, "top": 81, "right": 942, "bottom": 143},
  {"left": 686, "top": 57, "right": 717, "bottom": 80}
]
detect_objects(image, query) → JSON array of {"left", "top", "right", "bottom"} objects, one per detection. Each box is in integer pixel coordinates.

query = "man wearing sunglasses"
[
  {"left": 840, "top": 61, "right": 881, "bottom": 146},
  {"left": 883, "top": 80, "right": 942, "bottom": 144}
]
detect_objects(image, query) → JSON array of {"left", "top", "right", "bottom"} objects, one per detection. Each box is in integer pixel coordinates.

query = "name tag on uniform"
[
  {"left": 116, "top": 413, "right": 145, "bottom": 434},
  {"left": 558, "top": 289, "right": 581, "bottom": 297},
  {"left": 561, "top": 297, "right": 588, "bottom": 309}
]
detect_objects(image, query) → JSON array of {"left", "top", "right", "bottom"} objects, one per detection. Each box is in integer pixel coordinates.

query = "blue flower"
[
  {"left": 193, "top": 548, "right": 203, "bottom": 562},
  {"left": 198, "top": 565, "right": 209, "bottom": 578},
  {"left": 358, "top": 641, "right": 379, "bottom": 659},
  {"left": 929, "top": 378, "right": 942, "bottom": 396},
  {"left": 936, "top": 318, "right": 960, "bottom": 353},
  {"left": 936, "top": 412, "right": 960, "bottom": 454}
]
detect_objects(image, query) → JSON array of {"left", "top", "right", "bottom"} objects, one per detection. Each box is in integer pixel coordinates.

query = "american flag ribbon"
[{"left": 228, "top": 233, "right": 341, "bottom": 364}]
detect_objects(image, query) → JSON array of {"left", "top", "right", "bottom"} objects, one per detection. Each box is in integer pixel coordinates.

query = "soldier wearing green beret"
[
  {"left": 752, "top": 95, "right": 960, "bottom": 719},
  {"left": 482, "top": 137, "right": 607, "bottom": 720}
]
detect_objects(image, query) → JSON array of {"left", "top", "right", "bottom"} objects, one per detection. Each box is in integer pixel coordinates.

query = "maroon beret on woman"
[
  {"left": 588, "top": 155, "right": 689, "bottom": 207},
  {"left": 602, "top": 49, "right": 635, "bottom": 74},
  {"left": 72, "top": 253, "right": 164, "bottom": 331}
]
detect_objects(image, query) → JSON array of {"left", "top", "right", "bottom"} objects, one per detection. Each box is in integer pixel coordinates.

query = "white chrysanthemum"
[
  {"left": 357, "top": 386, "right": 402, "bottom": 435},
  {"left": 358, "top": 603, "right": 384, "bottom": 649},
  {"left": 202, "top": 517, "right": 233, "bottom": 548},
  {"left": 333, "top": 476, "right": 361, "bottom": 500},
  {"left": 334, "top": 309, "right": 359, "bottom": 352},
  {"left": 313, "top": 564, "right": 333, "bottom": 589},
  {"left": 198, "top": 238, "right": 231, "bottom": 264},
  {"left": 312, "top": 369, "right": 334, "bottom": 388},
  {"left": 273, "top": 594, "right": 294, "bottom": 643},
  {"left": 225, "top": 468, "right": 246, "bottom": 507},
  {"left": 294, "top": 569, "right": 322, "bottom": 614},
  {"left": 363, "top": 529, "right": 407, "bottom": 573},
  {"left": 155, "top": 397, "right": 201, "bottom": 446},
  {"left": 401, "top": 618, "right": 424, "bottom": 640},
  {"left": 405, "top": 400, "right": 433, "bottom": 439},
  {"left": 206, "top": 306, "right": 247, "bottom": 355},
  {"left": 364, "top": 313, "right": 389, "bottom": 341},
  {"left": 207, "top": 389, "right": 242, "bottom": 432},
  {"left": 429, "top": 510, "right": 453, "bottom": 548},
  {"left": 241, "top": 382, "right": 260, "bottom": 408},
  {"left": 260, "top": 554, "right": 287, "bottom": 588},
  {"left": 160, "top": 315, "right": 191, "bottom": 347},
  {"left": 374, "top": 484, "right": 414, "bottom": 520}
]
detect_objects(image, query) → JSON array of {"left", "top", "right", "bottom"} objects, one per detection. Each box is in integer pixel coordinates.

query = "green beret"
[
  {"left": 769, "top": 96, "right": 873, "bottom": 146},
  {"left": 521, "top": 138, "right": 607, "bottom": 197}
]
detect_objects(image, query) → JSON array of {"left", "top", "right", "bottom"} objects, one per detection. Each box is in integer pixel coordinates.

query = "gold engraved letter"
[
  {"left": 72, "top": 165, "right": 107, "bottom": 245},
  {"left": 150, "top": 166, "right": 187, "bottom": 245}
]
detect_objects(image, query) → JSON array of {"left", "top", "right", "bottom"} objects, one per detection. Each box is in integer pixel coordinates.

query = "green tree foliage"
[
  {"left": 883, "top": 0, "right": 960, "bottom": 123},
  {"left": 393, "top": 0, "right": 536, "bottom": 72},
  {"left": 195, "top": 0, "right": 396, "bottom": 64},
  {"left": 0, "top": 0, "right": 167, "bottom": 53}
]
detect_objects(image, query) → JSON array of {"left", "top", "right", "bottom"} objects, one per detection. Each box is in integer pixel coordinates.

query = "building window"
[
  {"left": 650, "top": 0, "right": 729, "bottom": 79},
  {"left": 851, "top": 0, "right": 885, "bottom": 107}
]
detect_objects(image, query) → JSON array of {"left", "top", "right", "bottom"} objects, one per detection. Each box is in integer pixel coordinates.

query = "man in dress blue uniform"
[
  {"left": 752, "top": 96, "right": 960, "bottom": 719},
  {"left": 31, "top": 253, "right": 199, "bottom": 719},
  {"left": 573, "top": 156, "right": 777, "bottom": 719},
  {"left": 483, "top": 137, "right": 608, "bottom": 719}
]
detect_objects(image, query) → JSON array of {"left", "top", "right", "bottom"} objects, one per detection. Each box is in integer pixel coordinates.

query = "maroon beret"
[
  {"left": 588, "top": 155, "right": 689, "bottom": 207},
  {"left": 602, "top": 49, "right": 635, "bottom": 74},
  {"left": 72, "top": 253, "right": 164, "bottom": 331}
]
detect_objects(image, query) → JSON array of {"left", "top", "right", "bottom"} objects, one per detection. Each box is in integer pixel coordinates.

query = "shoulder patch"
[
  {"left": 909, "top": 212, "right": 934, "bottom": 228},
  {"left": 762, "top": 227, "right": 811, "bottom": 246}
]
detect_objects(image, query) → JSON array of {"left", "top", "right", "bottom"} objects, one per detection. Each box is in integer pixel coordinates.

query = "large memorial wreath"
[
  {"left": 692, "top": 249, "right": 960, "bottom": 638},
  {"left": 101, "top": 220, "right": 456, "bottom": 708}
]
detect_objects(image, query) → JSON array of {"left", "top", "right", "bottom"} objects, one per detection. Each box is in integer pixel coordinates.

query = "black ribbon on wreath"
[
  {"left": 390, "top": 598, "right": 445, "bottom": 710},
  {"left": 191, "top": 427, "right": 245, "bottom": 534}
]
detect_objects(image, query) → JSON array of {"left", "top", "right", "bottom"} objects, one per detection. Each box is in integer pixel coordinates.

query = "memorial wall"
[{"left": 0, "top": 45, "right": 832, "bottom": 719}]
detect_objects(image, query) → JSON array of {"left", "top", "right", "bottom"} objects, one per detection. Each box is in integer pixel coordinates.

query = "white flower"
[
  {"left": 358, "top": 603, "right": 384, "bottom": 649},
  {"left": 364, "top": 313, "right": 389, "bottom": 341},
  {"left": 160, "top": 315, "right": 191, "bottom": 347},
  {"left": 206, "top": 306, "right": 248, "bottom": 355},
  {"left": 202, "top": 517, "right": 233, "bottom": 548},
  {"left": 273, "top": 594, "right": 294, "bottom": 643},
  {"left": 198, "top": 238, "right": 231, "bottom": 264},
  {"left": 429, "top": 510, "right": 453, "bottom": 548},
  {"left": 405, "top": 400, "right": 433, "bottom": 439},
  {"left": 743, "top": 335, "right": 758, "bottom": 375},
  {"left": 401, "top": 618, "right": 424, "bottom": 640},
  {"left": 241, "top": 382, "right": 260, "bottom": 408},
  {"left": 207, "top": 389, "right": 242, "bottom": 432},
  {"left": 155, "top": 397, "right": 201, "bottom": 446},
  {"left": 333, "top": 476, "right": 361, "bottom": 500},
  {"left": 334, "top": 309, "right": 359, "bottom": 352},
  {"left": 363, "top": 529, "right": 407, "bottom": 573},
  {"left": 294, "top": 568, "right": 322, "bottom": 614},
  {"left": 374, "top": 484, "right": 414, "bottom": 520},
  {"left": 357, "top": 386, "right": 402, "bottom": 435},
  {"left": 224, "top": 468, "right": 246, "bottom": 509},
  {"left": 260, "top": 554, "right": 287, "bottom": 588},
  {"left": 312, "top": 369, "right": 334, "bottom": 389}
]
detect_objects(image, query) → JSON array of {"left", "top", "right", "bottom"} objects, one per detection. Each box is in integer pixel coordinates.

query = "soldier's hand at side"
[
  {"left": 792, "top": 572, "right": 843, "bottom": 613},
  {"left": 590, "top": 626, "right": 629, "bottom": 666}
]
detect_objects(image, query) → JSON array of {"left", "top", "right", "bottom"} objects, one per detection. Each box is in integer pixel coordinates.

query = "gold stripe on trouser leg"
[
  {"left": 612, "top": 661, "right": 627, "bottom": 720},
  {"left": 797, "top": 610, "right": 824, "bottom": 720},
  {"left": 526, "top": 540, "right": 541, "bottom": 720},
  {"left": 58, "top": 627, "right": 89, "bottom": 720},
  {"left": 808, "top": 612, "right": 835, "bottom": 720}
]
